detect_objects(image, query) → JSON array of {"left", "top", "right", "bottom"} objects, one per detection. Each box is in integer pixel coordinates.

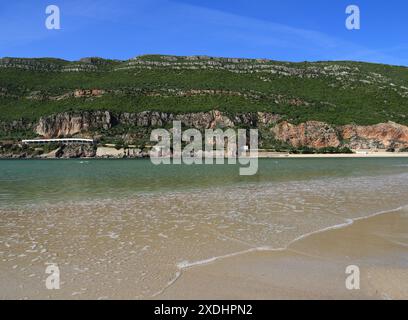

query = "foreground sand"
[
  {"left": 1, "top": 207, "right": 407, "bottom": 300},
  {"left": 156, "top": 210, "right": 408, "bottom": 300}
]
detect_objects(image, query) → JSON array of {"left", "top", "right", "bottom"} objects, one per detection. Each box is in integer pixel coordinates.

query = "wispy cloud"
[
  {"left": 0, "top": 0, "right": 406, "bottom": 66},
  {"left": 164, "top": 1, "right": 408, "bottom": 65}
]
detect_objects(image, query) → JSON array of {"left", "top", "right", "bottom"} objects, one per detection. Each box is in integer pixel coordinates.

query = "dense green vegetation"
[{"left": 0, "top": 55, "right": 408, "bottom": 125}]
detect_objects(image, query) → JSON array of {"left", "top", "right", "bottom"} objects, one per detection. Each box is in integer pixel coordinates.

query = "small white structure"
[{"left": 22, "top": 138, "right": 94, "bottom": 145}]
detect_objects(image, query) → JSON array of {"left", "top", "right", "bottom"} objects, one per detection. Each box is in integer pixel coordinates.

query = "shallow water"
[{"left": 1, "top": 158, "right": 408, "bottom": 298}]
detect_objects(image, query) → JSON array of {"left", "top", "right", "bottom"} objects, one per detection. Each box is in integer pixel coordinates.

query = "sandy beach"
[
  {"left": 1, "top": 159, "right": 408, "bottom": 300},
  {"left": 258, "top": 152, "right": 408, "bottom": 159},
  {"left": 157, "top": 209, "right": 408, "bottom": 300}
]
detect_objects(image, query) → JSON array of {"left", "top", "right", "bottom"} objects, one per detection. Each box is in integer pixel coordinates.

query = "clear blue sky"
[{"left": 1, "top": 0, "right": 407, "bottom": 66}]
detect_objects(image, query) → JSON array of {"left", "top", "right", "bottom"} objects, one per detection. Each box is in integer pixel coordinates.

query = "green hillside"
[{"left": 1, "top": 54, "right": 408, "bottom": 125}]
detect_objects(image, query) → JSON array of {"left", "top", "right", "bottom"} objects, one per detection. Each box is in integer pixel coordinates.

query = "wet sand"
[
  {"left": 1, "top": 207, "right": 407, "bottom": 300},
  {"left": 2, "top": 159, "right": 408, "bottom": 300},
  {"left": 157, "top": 210, "right": 408, "bottom": 300}
]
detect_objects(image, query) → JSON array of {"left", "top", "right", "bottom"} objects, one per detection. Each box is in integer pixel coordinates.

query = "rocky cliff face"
[
  {"left": 35, "top": 111, "right": 113, "bottom": 138},
  {"left": 34, "top": 110, "right": 281, "bottom": 137},
  {"left": 3, "top": 110, "right": 408, "bottom": 151},
  {"left": 272, "top": 121, "right": 341, "bottom": 149},
  {"left": 272, "top": 121, "right": 408, "bottom": 150},
  {"left": 341, "top": 122, "right": 408, "bottom": 149}
]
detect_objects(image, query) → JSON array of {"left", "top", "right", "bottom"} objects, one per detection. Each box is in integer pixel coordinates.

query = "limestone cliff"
[
  {"left": 35, "top": 111, "right": 113, "bottom": 138},
  {"left": 33, "top": 110, "right": 280, "bottom": 137},
  {"left": 3, "top": 110, "right": 408, "bottom": 152}
]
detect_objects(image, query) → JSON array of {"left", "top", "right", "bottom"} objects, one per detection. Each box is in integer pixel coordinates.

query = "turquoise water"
[
  {"left": 1, "top": 158, "right": 408, "bottom": 298},
  {"left": 1, "top": 158, "right": 408, "bottom": 206}
]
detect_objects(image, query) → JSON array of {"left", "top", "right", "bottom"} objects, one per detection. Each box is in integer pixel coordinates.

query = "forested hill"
[{"left": 1, "top": 54, "right": 408, "bottom": 125}]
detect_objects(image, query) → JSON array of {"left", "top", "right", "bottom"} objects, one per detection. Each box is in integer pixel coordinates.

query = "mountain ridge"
[
  {"left": 1, "top": 54, "right": 408, "bottom": 156},
  {"left": 1, "top": 54, "right": 407, "bottom": 125}
]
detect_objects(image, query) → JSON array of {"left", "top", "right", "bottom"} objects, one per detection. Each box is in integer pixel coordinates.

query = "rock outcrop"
[
  {"left": 3, "top": 110, "right": 408, "bottom": 152},
  {"left": 73, "top": 89, "right": 106, "bottom": 98},
  {"left": 272, "top": 121, "right": 341, "bottom": 149},
  {"left": 0, "top": 144, "right": 97, "bottom": 159},
  {"left": 56, "top": 144, "right": 96, "bottom": 158},
  {"left": 340, "top": 122, "right": 408, "bottom": 149},
  {"left": 271, "top": 120, "right": 408, "bottom": 150},
  {"left": 35, "top": 111, "right": 113, "bottom": 138},
  {"left": 34, "top": 110, "right": 282, "bottom": 137}
]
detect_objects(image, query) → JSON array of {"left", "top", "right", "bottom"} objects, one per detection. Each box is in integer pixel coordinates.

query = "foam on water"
[{"left": 1, "top": 159, "right": 408, "bottom": 298}]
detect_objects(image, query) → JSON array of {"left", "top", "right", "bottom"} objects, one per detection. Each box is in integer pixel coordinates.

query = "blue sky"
[{"left": 0, "top": 0, "right": 407, "bottom": 65}]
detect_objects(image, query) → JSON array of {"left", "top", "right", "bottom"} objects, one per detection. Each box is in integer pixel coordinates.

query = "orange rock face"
[
  {"left": 272, "top": 121, "right": 341, "bottom": 149},
  {"left": 340, "top": 122, "right": 408, "bottom": 149},
  {"left": 272, "top": 121, "right": 408, "bottom": 150}
]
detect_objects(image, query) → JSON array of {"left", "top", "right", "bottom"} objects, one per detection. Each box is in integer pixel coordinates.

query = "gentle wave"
[
  {"left": 169, "top": 205, "right": 408, "bottom": 295},
  {"left": 2, "top": 159, "right": 408, "bottom": 298}
]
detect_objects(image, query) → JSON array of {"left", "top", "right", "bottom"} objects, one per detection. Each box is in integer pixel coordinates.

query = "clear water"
[{"left": 1, "top": 158, "right": 408, "bottom": 298}]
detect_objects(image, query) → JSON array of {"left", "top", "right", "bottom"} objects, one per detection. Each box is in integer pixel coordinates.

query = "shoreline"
[
  {"left": 173, "top": 205, "right": 406, "bottom": 272},
  {"left": 1, "top": 159, "right": 408, "bottom": 299},
  {"left": 156, "top": 207, "right": 408, "bottom": 300},
  {"left": 260, "top": 152, "right": 408, "bottom": 158},
  {"left": 1, "top": 152, "right": 408, "bottom": 160}
]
